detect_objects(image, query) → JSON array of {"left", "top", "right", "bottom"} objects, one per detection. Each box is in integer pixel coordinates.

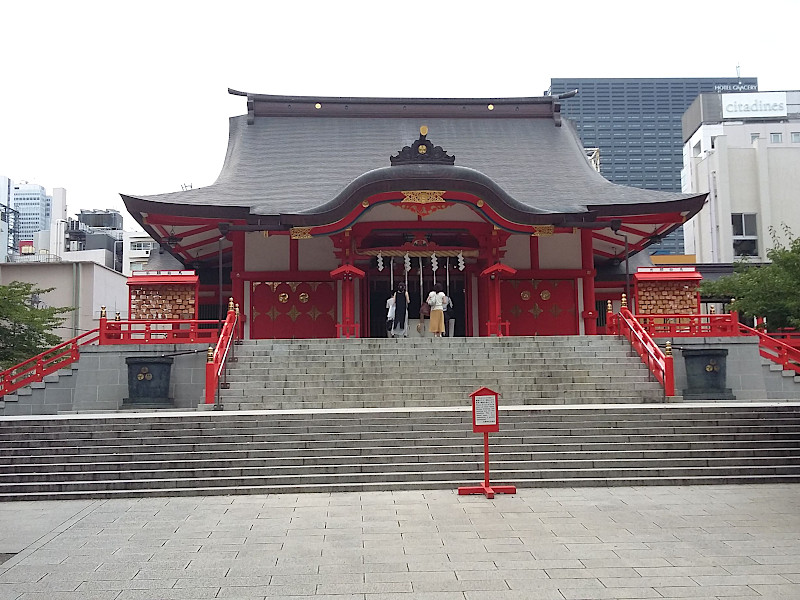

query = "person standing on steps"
[
  {"left": 427, "top": 282, "right": 447, "bottom": 337},
  {"left": 442, "top": 293, "right": 453, "bottom": 337},
  {"left": 389, "top": 282, "right": 410, "bottom": 338}
]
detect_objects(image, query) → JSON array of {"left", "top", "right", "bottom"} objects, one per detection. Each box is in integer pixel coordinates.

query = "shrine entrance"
[{"left": 366, "top": 271, "right": 467, "bottom": 338}]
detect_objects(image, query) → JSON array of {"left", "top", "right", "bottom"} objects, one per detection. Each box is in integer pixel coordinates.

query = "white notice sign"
[{"left": 474, "top": 395, "right": 497, "bottom": 426}]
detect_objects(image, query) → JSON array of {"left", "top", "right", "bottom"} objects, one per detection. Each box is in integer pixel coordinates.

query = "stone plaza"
[{"left": 1, "top": 484, "right": 799, "bottom": 599}]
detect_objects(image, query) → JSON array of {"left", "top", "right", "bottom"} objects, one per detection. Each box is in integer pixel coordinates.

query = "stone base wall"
[
  {"left": 661, "top": 337, "right": 769, "bottom": 401},
  {"left": 1, "top": 344, "right": 208, "bottom": 415}
]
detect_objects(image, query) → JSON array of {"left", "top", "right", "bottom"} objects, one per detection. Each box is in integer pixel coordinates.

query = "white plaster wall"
[
  {"left": 0, "top": 262, "right": 126, "bottom": 341},
  {"left": 538, "top": 231, "right": 581, "bottom": 269},
  {"left": 245, "top": 233, "right": 289, "bottom": 271},
  {"left": 766, "top": 148, "right": 800, "bottom": 243},
  {"left": 89, "top": 264, "right": 129, "bottom": 320},
  {"left": 357, "top": 202, "right": 482, "bottom": 223},
  {"left": 298, "top": 236, "right": 338, "bottom": 271},
  {"left": 422, "top": 204, "right": 483, "bottom": 222},
  {"left": 503, "top": 234, "right": 531, "bottom": 270},
  {"left": 727, "top": 148, "right": 759, "bottom": 214},
  {"left": 357, "top": 203, "right": 417, "bottom": 222}
]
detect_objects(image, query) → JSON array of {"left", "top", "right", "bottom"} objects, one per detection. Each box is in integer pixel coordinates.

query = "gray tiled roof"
[{"left": 128, "top": 114, "right": 697, "bottom": 218}]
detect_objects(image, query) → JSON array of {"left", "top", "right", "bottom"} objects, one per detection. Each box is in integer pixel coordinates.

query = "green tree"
[
  {"left": 701, "top": 229, "right": 800, "bottom": 330},
  {"left": 0, "top": 281, "right": 73, "bottom": 369}
]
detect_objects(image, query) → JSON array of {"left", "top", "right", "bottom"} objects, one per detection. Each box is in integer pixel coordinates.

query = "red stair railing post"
[
  {"left": 98, "top": 306, "right": 108, "bottom": 345},
  {"left": 205, "top": 345, "right": 216, "bottom": 405},
  {"left": 606, "top": 300, "right": 616, "bottom": 335},
  {"left": 664, "top": 341, "right": 675, "bottom": 397}
]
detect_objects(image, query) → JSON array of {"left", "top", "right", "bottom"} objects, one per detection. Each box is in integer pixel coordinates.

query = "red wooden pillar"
[
  {"left": 580, "top": 228, "right": 598, "bottom": 335},
  {"left": 330, "top": 264, "right": 365, "bottom": 338},
  {"left": 479, "top": 263, "right": 516, "bottom": 337},
  {"left": 231, "top": 230, "right": 246, "bottom": 339}
]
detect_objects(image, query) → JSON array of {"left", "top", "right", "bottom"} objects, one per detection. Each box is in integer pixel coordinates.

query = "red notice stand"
[{"left": 458, "top": 387, "right": 516, "bottom": 499}]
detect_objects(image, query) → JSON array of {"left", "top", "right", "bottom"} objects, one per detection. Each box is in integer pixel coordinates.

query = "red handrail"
[
  {"left": 633, "top": 313, "right": 740, "bottom": 337},
  {"left": 739, "top": 322, "right": 800, "bottom": 376},
  {"left": 609, "top": 307, "right": 675, "bottom": 397},
  {"left": 0, "top": 328, "right": 99, "bottom": 397},
  {"left": 99, "top": 318, "right": 220, "bottom": 345},
  {"left": 768, "top": 330, "right": 800, "bottom": 349},
  {"left": 205, "top": 305, "right": 239, "bottom": 405},
  {"left": 2, "top": 315, "right": 225, "bottom": 399}
]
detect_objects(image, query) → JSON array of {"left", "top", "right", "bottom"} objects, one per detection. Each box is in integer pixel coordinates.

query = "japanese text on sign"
[{"left": 474, "top": 395, "right": 497, "bottom": 426}]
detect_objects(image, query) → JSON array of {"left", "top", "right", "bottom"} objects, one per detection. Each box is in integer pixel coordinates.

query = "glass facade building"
[{"left": 549, "top": 77, "right": 759, "bottom": 254}]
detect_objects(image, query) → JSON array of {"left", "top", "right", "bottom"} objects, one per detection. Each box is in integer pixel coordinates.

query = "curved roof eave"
[{"left": 283, "top": 164, "right": 581, "bottom": 227}]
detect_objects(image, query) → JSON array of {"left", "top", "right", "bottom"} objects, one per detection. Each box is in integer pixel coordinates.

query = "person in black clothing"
[{"left": 388, "top": 282, "right": 409, "bottom": 338}]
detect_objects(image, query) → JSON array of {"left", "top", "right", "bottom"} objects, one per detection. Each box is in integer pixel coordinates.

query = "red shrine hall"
[{"left": 122, "top": 90, "right": 707, "bottom": 339}]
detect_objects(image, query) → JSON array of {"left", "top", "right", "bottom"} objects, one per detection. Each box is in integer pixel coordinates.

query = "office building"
[
  {"left": 682, "top": 90, "right": 800, "bottom": 263},
  {"left": 12, "top": 183, "right": 67, "bottom": 244},
  {"left": 0, "top": 176, "right": 18, "bottom": 259},
  {"left": 549, "top": 77, "right": 759, "bottom": 254}
]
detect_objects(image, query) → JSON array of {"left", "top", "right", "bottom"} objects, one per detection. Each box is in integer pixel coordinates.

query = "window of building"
[
  {"left": 731, "top": 213, "right": 758, "bottom": 257},
  {"left": 770, "top": 133, "right": 783, "bottom": 143},
  {"left": 792, "top": 132, "right": 800, "bottom": 143},
  {"left": 130, "top": 241, "right": 157, "bottom": 251},
  {"left": 751, "top": 133, "right": 760, "bottom": 143}
]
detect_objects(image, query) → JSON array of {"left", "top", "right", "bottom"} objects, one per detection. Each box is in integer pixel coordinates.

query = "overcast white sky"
[{"left": 2, "top": 0, "right": 798, "bottom": 230}]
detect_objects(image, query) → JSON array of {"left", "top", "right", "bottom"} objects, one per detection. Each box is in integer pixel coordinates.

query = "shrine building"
[{"left": 122, "top": 90, "right": 707, "bottom": 339}]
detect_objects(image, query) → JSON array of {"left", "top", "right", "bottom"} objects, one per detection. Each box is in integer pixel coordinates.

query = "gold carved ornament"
[
  {"left": 401, "top": 190, "right": 446, "bottom": 204},
  {"left": 532, "top": 225, "right": 555, "bottom": 236},
  {"left": 397, "top": 190, "right": 449, "bottom": 217},
  {"left": 290, "top": 227, "right": 313, "bottom": 239}
]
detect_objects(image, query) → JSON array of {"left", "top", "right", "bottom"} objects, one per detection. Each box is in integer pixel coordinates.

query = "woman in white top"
[{"left": 426, "top": 282, "right": 447, "bottom": 337}]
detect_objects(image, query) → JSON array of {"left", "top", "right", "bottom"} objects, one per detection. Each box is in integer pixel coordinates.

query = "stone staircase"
[
  {"left": 1, "top": 404, "right": 799, "bottom": 500},
  {"left": 0, "top": 366, "right": 79, "bottom": 415},
  {"left": 215, "top": 336, "right": 669, "bottom": 410},
  {"left": 763, "top": 360, "right": 800, "bottom": 399}
]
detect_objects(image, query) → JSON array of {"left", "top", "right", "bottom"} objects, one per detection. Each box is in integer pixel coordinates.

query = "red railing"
[
  {"left": 0, "top": 328, "right": 99, "bottom": 397},
  {"left": 99, "top": 317, "right": 220, "bottom": 345},
  {"left": 739, "top": 322, "right": 800, "bottom": 376},
  {"left": 2, "top": 307, "right": 229, "bottom": 399},
  {"left": 632, "top": 313, "right": 740, "bottom": 337},
  {"left": 205, "top": 305, "right": 240, "bottom": 405},
  {"left": 769, "top": 330, "right": 800, "bottom": 350},
  {"left": 608, "top": 306, "right": 675, "bottom": 397}
]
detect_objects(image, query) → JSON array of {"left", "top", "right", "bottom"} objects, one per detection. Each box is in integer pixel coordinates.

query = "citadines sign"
[{"left": 722, "top": 92, "right": 787, "bottom": 119}]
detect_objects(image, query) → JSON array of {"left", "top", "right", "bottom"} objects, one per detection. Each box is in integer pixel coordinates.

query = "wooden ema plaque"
[{"left": 458, "top": 387, "right": 516, "bottom": 499}]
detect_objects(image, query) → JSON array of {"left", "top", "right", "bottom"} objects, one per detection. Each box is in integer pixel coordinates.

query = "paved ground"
[{"left": 0, "top": 485, "right": 799, "bottom": 599}]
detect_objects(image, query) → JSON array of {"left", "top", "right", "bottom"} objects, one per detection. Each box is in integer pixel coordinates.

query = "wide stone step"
[
  {"left": 6, "top": 453, "right": 800, "bottom": 484},
  {"left": 4, "top": 446, "right": 800, "bottom": 472},
  {"left": 6, "top": 415, "right": 798, "bottom": 439},
  {"left": 5, "top": 437, "right": 799, "bottom": 462},
  {"left": 3, "top": 464, "right": 800, "bottom": 498},
  {"left": 4, "top": 427, "right": 798, "bottom": 451},
  {"left": 4, "top": 408, "right": 797, "bottom": 434},
  {"left": 3, "top": 403, "right": 799, "bottom": 500}
]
